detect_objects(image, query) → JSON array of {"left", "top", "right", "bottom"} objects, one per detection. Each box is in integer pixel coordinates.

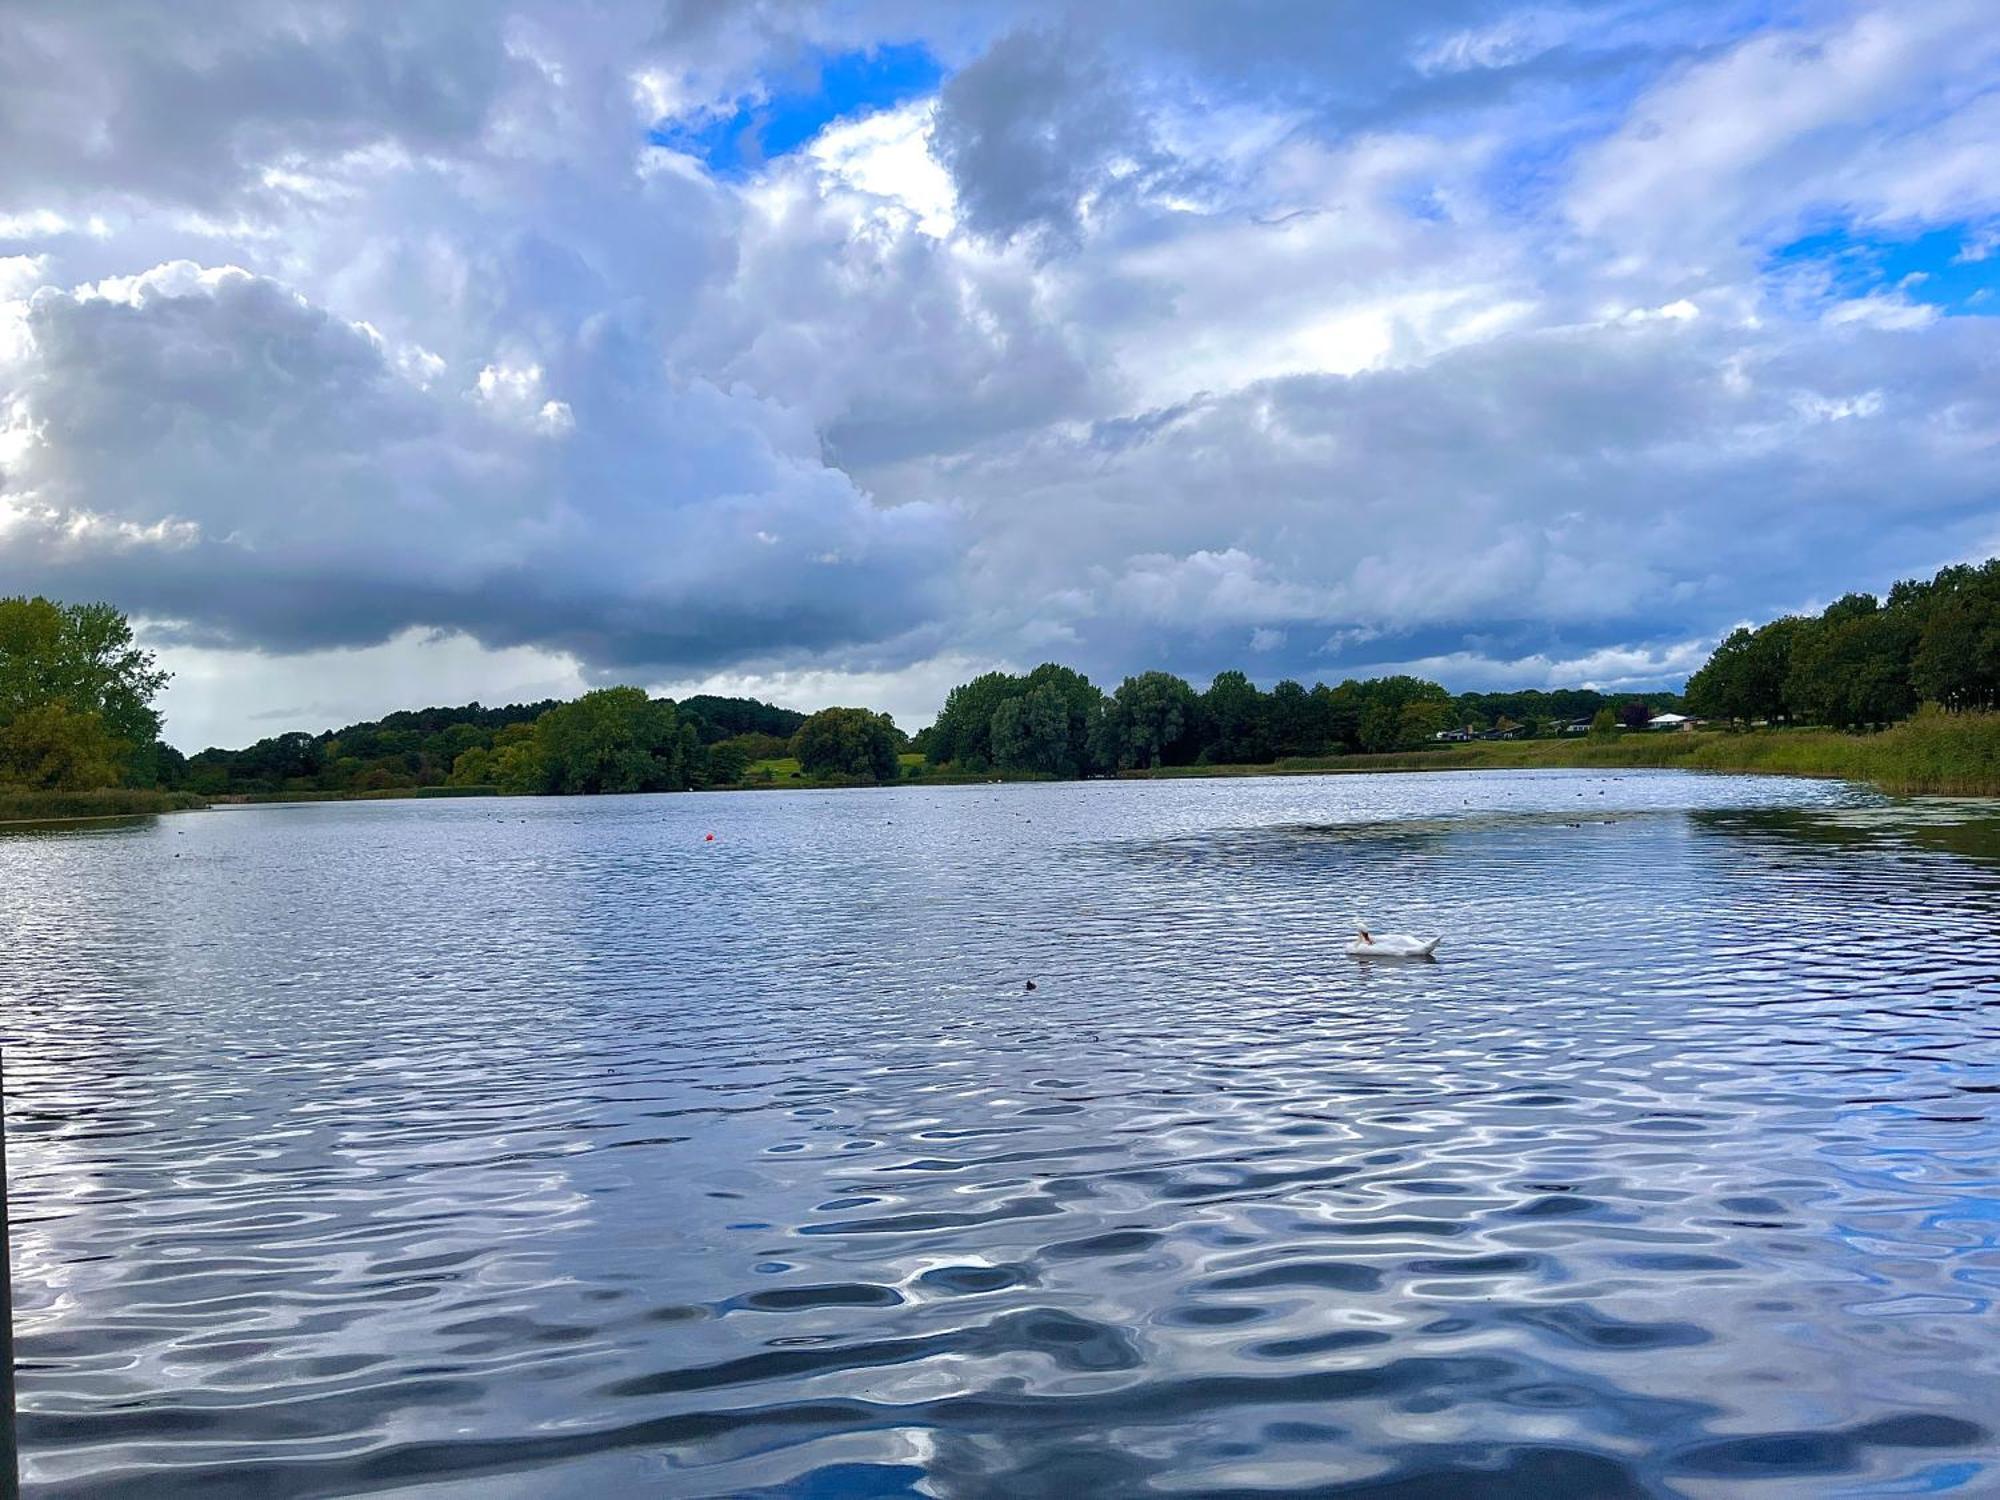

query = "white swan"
[{"left": 1345, "top": 926, "right": 1440, "bottom": 959}]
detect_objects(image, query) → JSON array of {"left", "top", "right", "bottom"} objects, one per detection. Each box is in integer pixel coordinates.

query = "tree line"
[
  {"left": 180, "top": 690, "right": 832, "bottom": 796},
  {"left": 1686, "top": 557, "right": 1999, "bottom": 728},
  {"left": 915, "top": 665, "right": 1679, "bottom": 774}
]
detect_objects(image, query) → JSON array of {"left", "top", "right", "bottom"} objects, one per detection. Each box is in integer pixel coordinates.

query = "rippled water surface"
[{"left": 6, "top": 771, "right": 2000, "bottom": 1498}]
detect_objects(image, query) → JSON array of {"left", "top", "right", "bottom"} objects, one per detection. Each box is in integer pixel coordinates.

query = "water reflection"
[{"left": 3, "top": 772, "right": 1997, "bottom": 1497}]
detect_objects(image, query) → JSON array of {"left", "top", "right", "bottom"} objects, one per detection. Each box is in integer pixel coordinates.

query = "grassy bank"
[
  {"left": 209, "top": 785, "right": 500, "bottom": 804},
  {"left": 1134, "top": 710, "right": 2000, "bottom": 796},
  {"left": 0, "top": 787, "right": 209, "bottom": 824}
]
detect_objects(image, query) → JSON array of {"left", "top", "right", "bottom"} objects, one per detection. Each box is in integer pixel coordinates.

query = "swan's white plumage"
[{"left": 1345, "top": 931, "right": 1439, "bottom": 958}]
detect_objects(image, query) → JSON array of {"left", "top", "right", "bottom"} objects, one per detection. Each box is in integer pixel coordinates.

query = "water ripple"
[{"left": 4, "top": 770, "right": 1998, "bottom": 1497}]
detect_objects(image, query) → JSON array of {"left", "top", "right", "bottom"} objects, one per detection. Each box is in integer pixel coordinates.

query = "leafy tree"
[
  {"left": 1202, "top": 671, "right": 1270, "bottom": 763},
  {"left": 0, "top": 596, "right": 170, "bottom": 783},
  {"left": 719, "top": 731, "right": 791, "bottom": 762},
  {"left": 1351, "top": 675, "right": 1452, "bottom": 751},
  {"left": 1619, "top": 700, "right": 1653, "bottom": 729},
  {"left": 535, "top": 687, "right": 695, "bottom": 794},
  {"left": 1589, "top": 707, "right": 1618, "bottom": 737},
  {"left": 0, "top": 702, "right": 122, "bottom": 790},
  {"left": 679, "top": 695, "right": 807, "bottom": 745},
  {"left": 0, "top": 596, "right": 169, "bottom": 746},
  {"left": 1786, "top": 594, "right": 1919, "bottom": 728},
  {"left": 447, "top": 746, "right": 494, "bottom": 786},
  {"left": 1263, "top": 679, "right": 1317, "bottom": 757},
  {"left": 704, "top": 740, "right": 751, "bottom": 786},
  {"left": 924, "top": 671, "right": 1024, "bottom": 769},
  {"left": 491, "top": 726, "right": 547, "bottom": 794},
  {"left": 1687, "top": 618, "right": 1802, "bottom": 725},
  {"left": 1313, "top": 681, "right": 1363, "bottom": 751},
  {"left": 992, "top": 665, "right": 1104, "bottom": 774},
  {"left": 1095, "top": 672, "right": 1200, "bottom": 769},
  {"left": 792, "top": 706, "right": 902, "bottom": 780},
  {"left": 1910, "top": 561, "right": 2000, "bottom": 711},
  {"left": 1397, "top": 699, "right": 1455, "bottom": 745}
]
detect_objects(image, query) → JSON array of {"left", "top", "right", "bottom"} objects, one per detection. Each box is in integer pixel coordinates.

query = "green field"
[{"left": 743, "top": 752, "right": 926, "bottom": 785}]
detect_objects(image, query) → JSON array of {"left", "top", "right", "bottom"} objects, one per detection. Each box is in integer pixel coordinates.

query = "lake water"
[{"left": 5, "top": 770, "right": 1999, "bottom": 1498}]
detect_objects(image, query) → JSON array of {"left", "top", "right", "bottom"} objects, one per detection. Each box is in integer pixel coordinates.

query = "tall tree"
[
  {"left": 1095, "top": 672, "right": 1200, "bottom": 769},
  {"left": 1263, "top": 679, "right": 1318, "bottom": 757},
  {"left": 1910, "top": 561, "right": 2000, "bottom": 711},
  {"left": 1202, "top": 671, "right": 1270, "bottom": 763},
  {"left": 1785, "top": 595, "right": 1919, "bottom": 729},
  {"left": 924, "top": 671, "right": 1023, "bottom": 769},
  {"left": 0, "top": 597, "right": 170, "bottom": 783}
]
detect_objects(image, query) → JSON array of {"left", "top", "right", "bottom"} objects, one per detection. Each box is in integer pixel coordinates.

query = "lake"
[{"left": 5, "top": 770, "right": 1999, "bottom": 1498}]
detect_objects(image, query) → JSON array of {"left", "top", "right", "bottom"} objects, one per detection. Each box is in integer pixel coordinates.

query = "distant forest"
[
  {"left": 178, "top": 673, "right": 1680, "bottom": 796},
  {"left": 179, "top": 693, "right": 815, "bottom": 797}
]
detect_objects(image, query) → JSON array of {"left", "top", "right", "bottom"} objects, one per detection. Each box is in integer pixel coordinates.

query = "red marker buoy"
[{"left": 704, "top": 833, "right": 715, "bottom": 842}]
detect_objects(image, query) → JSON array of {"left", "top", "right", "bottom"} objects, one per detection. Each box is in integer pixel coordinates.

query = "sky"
[{"left": 1, "top": 1, "right": 1996, "bottom": 751}]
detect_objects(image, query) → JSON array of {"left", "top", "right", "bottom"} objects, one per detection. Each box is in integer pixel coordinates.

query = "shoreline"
[{"left": 9, "top": 721, "right": 1994, "bottom": 825}]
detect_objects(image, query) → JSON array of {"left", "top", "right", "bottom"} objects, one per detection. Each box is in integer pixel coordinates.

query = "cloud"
[
  {"left": 2, "top": 260, "right": 961, "bottom": 674},
  {"left": 929, "top": 27, "right": 1171, "bottom": 244},
  {"left": 0, "top": 1, "right": 524, "bottom": 214}
]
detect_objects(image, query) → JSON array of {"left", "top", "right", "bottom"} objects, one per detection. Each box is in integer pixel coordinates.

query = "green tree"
[
  {"left": 1313, "top": 681, "right": 1363, "bottom": 751},
  {"left": 992, "top": 665, "right": 1104, "bottom": 774},
  {"left": 1202, "top": 670, "right": 1270, "bottom": 763},
  {"left": 791, "top": 706, "right": 902, "bottom": 780},
  {"left": 534, "top": 687, "right": 694, "bottom": 794},
  {"left": 1786, "top": 595, "right": 1919, "bottom": 728},
  {"left": 1398, "top": 699, "right": 1455, "bottom": 744},
  {"left": 1910, "top": 561, "right": 2000, "bottom": 711},
  {"left": 0, "top": 596, "right": 170, "bottom": 783},
  {"left": 924, "top": 671, "right": 1023, "bottom": 769},
  {"left": 1687, "top": 618, "right": 1803, "bottom": 725},
  {"left": 1095, "top": 672, "right": 1199, "bottom": 769},
  {"left": 1353, "top": 675, "right": 1451, "bottom": 751},
  {"left": 0, "top": 701, "right": 122, "bottom": 789},
  {"left": 1589, "top": 707, "right": 1618, "bottom": 737},
  {"left": 703, "top": 740, "right": 751, "bottom": 786},
  {"left": 1263, "top": 679, "right": 1317, "bottom": 757},
  {"left": 491, "top": 725, "right": 547, "bottom": 794},
  {"left": 447, "top": 746, "right": 494, "bottom": 786}
]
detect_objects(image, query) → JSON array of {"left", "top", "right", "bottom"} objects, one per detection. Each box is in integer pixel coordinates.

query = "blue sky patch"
[
  {"left": 1767, "top": 218, "right": 2000, "bottom": 315},
  {"left": 651, "top": 43, "right": 944, "bottom": 177}
]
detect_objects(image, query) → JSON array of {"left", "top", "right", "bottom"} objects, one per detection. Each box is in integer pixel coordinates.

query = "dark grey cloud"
[{"left": 930, "top": 28, "right": 1172, "bottom": 244}]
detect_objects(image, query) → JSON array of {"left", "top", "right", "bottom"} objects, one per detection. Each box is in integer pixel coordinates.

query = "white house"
[{"left": 1647, "top": 712, "right": 1694, "bottom": 731}]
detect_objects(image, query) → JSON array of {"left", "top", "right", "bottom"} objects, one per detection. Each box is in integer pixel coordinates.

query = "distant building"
[
  {"left": 1647, "top": 712, "right": 1695, "bottom": 731},
  {"left": 1434, "top": 725, "right": 1475, "bottom": 742},
  {"left": 1559, "top": 718, "right": 1594, "bottom": 734}
]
